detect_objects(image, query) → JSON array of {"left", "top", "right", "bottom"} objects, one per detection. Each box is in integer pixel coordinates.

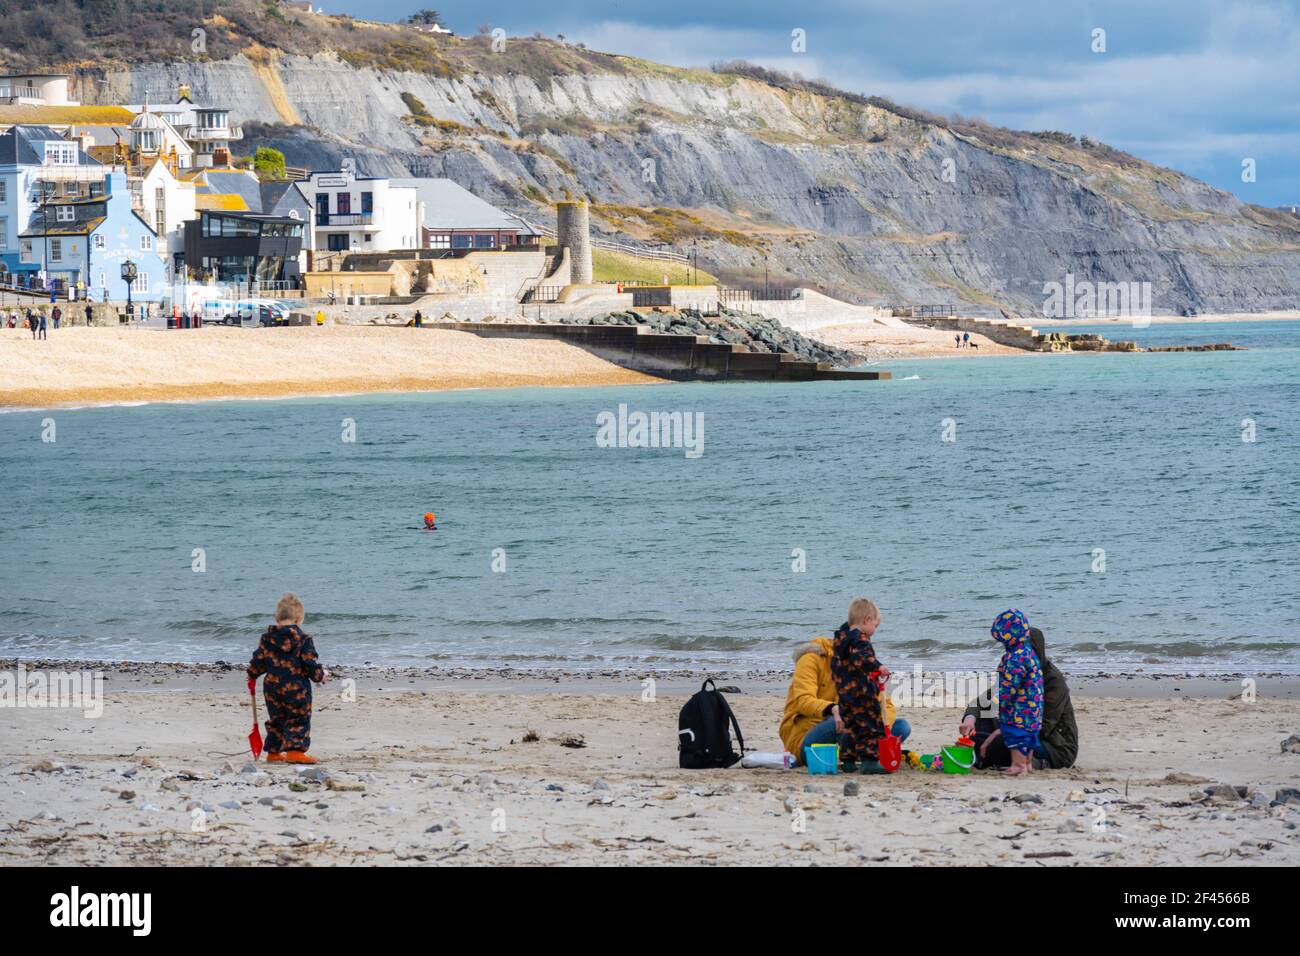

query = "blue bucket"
[{"left": 804, "top": 743, "right": 840, "bottom": 774}]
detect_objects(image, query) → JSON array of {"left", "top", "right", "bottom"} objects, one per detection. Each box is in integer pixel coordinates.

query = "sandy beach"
[
  {"left": 814, "top": 322, "right": 1029, "bottom": 359},
  {"left": 3, "top": 661, "right": 1297, "bottom": 866},
  {"left": 0, "top": 325, "right": 661, "bottom": 409}
]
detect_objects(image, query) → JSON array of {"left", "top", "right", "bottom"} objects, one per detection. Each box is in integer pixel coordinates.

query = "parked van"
[{"left": 200, "top": 299, "right": 289, "bottom": 327}]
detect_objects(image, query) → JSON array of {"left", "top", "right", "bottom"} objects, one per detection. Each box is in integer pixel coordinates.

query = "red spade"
[
  {"left": 247, "top": 678, "right": 263, "bottom": 760},
  {"left": 875, "top": 674, "right": 901, "bottom": 772}
]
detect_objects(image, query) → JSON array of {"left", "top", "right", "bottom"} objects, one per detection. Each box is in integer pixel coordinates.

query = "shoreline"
[
  {"left": 0, "top": 325, "right": 664, "bottom": 410},
  {"left": 6, "top": 659, "right": 1297, "bottom": 699}
]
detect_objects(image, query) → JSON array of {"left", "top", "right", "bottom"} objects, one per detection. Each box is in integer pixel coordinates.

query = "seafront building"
[
  {"left": 123, "top": 87, "right": 243, "bottom": 170},
  {"left": 302, "top": 167, "right": 421, "bottom": 255},
  {"left": 0, "top": 125, "right": 166, "bottom": 302},
  {"left": 392, "top": 177, "right": 542, "bottom": 250}
]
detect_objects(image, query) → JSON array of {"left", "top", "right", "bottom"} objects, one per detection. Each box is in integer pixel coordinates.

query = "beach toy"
[
  {"left": 804, "top": 743, "right": 840, "bottom": 775},
  {"left": 246, "top": 678, "right": 263, "bottom": 760},
  {"left": 940, "top": 738, "right": 975, "bottom": 775},
  {"left": 875, "top": 675, "right": 901, "bottom": 772},
  {"left": 919, "top": 753, "right": 936, "bottom": 769}
]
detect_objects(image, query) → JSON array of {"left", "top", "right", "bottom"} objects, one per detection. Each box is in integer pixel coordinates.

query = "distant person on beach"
[
  {"left": 779, "top": 631, "right": 908, "bottom": 766},
  {"left": 52, "top": 305, "right": 61, "bottom": 330},
  {"left": 955, "top": 333, "right": 962, "bottom": 349},
  {"left": 37, "top": 311, "right": 47, "bottom": 340},
  {"left": 84, "top": 303, "right": 93, "bottom": 326},
  {"left": 414, "top": 310, "right": 423, "bottom": 329},
  {"left": 831, "top": 598, "right": 893, "bottom": 774},
  {"left": 247, "top": 593, "right": 329, "bottom": 765},
  {"left": 27, "top": 309, "right": 36, "bottom": 338},
  {"left": 976, "top": 609, "right": 1044, "bottom": 776},
  {"left": 962, "top": 331, "right": 970, "bottom": 348},
  {"left": 961, "top": 624, "right": 1077, "bottom": 769}
]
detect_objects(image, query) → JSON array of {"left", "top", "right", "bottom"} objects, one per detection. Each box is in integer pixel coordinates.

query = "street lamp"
[{"left": 121, "top": 258, "right": 137, "bottom": 323}]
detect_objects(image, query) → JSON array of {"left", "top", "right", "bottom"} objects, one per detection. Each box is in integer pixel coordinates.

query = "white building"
[
  {"left": 302, "top": 167, "right": 421, "bottom": 253},
  {"left": 124, "top": 87, "right": 242, "bottom": 169},
  {"left": 131, "top": 158, "right": 196, "bottom": 274},
  {"left": 0, "top": 74, "right": 80, "bottom": 107}
]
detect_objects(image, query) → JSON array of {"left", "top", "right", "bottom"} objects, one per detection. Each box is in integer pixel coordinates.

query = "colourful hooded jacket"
[{"left": 992, "top": 609, "right": 1044, "bottom": 733}]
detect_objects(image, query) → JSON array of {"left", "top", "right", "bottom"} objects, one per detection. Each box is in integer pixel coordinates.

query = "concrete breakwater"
[
  {"left": 443, "top": 322, "right": 889, "bottom": 382},
  {"left": 906, "top": 315, "right": 1243, "bottom": 352}
]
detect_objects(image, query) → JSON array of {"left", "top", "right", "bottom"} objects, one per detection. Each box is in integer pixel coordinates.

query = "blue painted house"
[{"left": 0, "top": 125, "right": 166, "bottom": 302}]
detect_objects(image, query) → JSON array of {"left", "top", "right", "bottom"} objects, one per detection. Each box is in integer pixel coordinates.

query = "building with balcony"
[
  {"left": 182, "top": 210, "right": 306, "bottom": 287},
  {"left": 124, "top": 87, "right": 243, "bottom": 169},
  {"left": 301, "top": 167, "right": 420, "bottom": 253},
  {"left": 0, "top": 74, "right": 80, "bottom": 107}
]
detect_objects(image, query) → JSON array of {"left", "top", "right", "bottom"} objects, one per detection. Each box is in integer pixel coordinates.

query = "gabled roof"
[
  {"left": 188, "top": 167, "right": 263, "bottom": 209},
  {"left": 20, "top": 199, "right": 107, "bottom": 237},
  {"left": 0, "top": 124, "right": 100, "bottom": 166},
  {"left": 390, "top": 177, "right": 540, "bottom": 233}
]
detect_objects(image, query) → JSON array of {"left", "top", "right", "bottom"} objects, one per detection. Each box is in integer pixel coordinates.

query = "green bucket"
[{"left": 940, "top": 744, "right": 974, "bottom": 774}]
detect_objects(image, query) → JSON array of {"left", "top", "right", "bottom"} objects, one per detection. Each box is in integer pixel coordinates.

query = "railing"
[
  {"left": 0, "top": 85, "right": 42, "bottom": 100},
  {"left": 317, "top": 213, "right": 374, "bottom": 227},
  {"left": 589, "top": 235, "right": 689, "bottom": 264},
  {"left": 719, "top": 287, "right": 801, "bottom": 303},
  {"left": 522, "top": 285, "right": 563, "bottom": 303},
  {"left": 189, "top": 125, "right": 244, "bottom": 141}
]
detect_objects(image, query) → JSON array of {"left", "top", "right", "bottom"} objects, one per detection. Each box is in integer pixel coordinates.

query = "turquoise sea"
[{"left": 2, "top": 321, "right": 1298, "bottom": 674}]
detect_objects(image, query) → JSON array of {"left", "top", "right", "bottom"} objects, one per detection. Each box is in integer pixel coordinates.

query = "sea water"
[{"left": 2, "top": 321, "right": 1297, "bottom": 674}]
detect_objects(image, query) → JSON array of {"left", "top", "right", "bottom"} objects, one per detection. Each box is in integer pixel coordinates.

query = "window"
[
  {"left": 451, "top": 234, "right": 472, "bottom": 249},
  {"left": 50, "top": 239, "right": 62, "bottom": 262},
  {"left": 20, "top": 240, "right": 34, "bottom": 263},
  {"left": 0, "top": 180, "right": 6, "bottom": 203},
  {"left": 93, "top": 234, "right": 105, "bottom": 250},
  {"left": 427, "top": 232, "right": 450, "bottom": 249},
  {"left": 43, "top": 142, "right": 77, "bottom": 165},
  {"left": 360, "top": 192, "right": 373, "bottom": 215},
  {"left": 140, "top": 234, "right": 153, "bottom": 251},
  {"left": 132, "top": 272, "right": 149, "bottom": 293},
  {"left": 56, "top": 205, "right": 74, "bottom": 222},
  {"left": 0, "top": 216, "right": 6, "bottom": 238},
  {"left": 336, "top": 192, "right": 351, "bottom": 215},
  {"left": 326, "top": 233, "right": 349, "bottom": 251}
]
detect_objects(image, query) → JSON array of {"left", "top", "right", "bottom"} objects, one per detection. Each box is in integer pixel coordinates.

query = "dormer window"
[
  {"left": 56, "top": 205, "right": 74, "bottom": 222},
  {"left": 43, "top": 142, "right": 77, "bottom": 165}
]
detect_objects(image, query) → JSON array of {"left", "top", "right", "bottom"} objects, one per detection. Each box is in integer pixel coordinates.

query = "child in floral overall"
[
  {"left": 989, "top": 608, "right": 1044, "bottom": 776},
  {"left": 248, "top": 593, "right": 329, "bottom": 764},
  {"left": 830, "top": 597, "right": 892, "bottom": 775}
]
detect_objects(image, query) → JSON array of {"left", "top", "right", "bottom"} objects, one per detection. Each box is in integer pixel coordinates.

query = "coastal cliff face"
[{"left": 80, "top": 48, "right": 1300, "bottom": 315}]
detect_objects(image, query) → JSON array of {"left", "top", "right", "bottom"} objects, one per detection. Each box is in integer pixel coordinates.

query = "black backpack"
[{"left": 678, "top": 679, "right": 745, "bottom": 768}]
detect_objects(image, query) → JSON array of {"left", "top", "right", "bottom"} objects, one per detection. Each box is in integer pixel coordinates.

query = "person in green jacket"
[{"left": 960, "top": 625, "right": 1078, "bottom": 769}]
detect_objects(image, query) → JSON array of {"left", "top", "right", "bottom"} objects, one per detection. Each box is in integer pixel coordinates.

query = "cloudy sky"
[{"left": 327, "top": 0, "right": 1300, "bottom": 206}]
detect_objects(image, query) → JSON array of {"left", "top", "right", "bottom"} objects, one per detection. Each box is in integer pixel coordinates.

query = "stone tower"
[{"left": 555, "top": 200, "right": 593, "bottom": 285}]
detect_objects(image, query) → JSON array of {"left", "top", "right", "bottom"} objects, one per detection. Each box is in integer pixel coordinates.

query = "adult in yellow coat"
[{"left": 779, "top": 636, "right": 908, "bottom": 765}]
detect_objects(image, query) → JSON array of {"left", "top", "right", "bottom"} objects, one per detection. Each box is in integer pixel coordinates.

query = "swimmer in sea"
[{"left": 423, "top": 512, "right": 437, "bottom": 531}]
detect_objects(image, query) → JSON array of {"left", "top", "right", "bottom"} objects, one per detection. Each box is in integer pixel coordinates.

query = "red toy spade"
[
  {"left": 247, "top": 678, "right": 263, "bottom": 760},
  {"left": 876, "top": 674, "right": 901, "bottom": 772}
]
